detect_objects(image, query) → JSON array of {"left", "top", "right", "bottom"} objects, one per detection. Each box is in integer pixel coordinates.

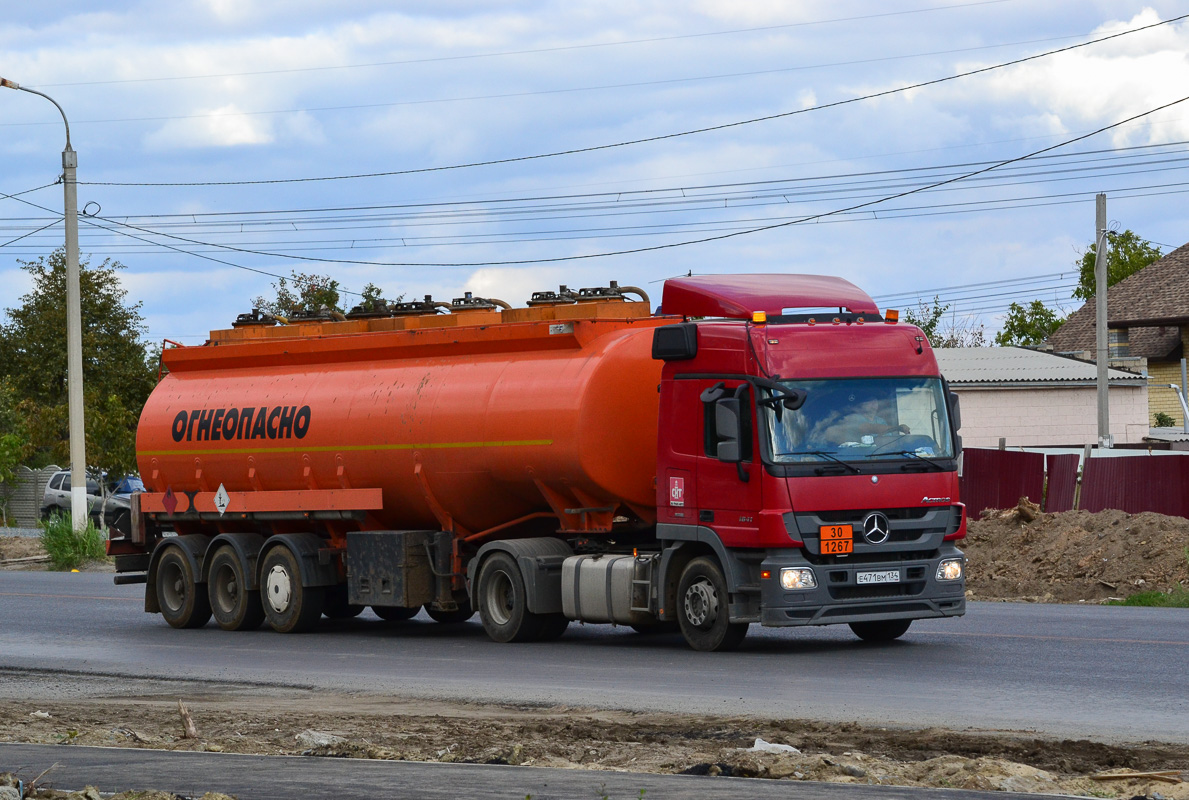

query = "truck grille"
[{"left": 829, "top": 581, "right": 925, "bottom": 601}]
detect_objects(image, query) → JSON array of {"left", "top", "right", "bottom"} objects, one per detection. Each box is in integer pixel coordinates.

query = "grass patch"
[
  {"left": 1107, "top": 586, "right": 1189, "bottom": 608},
  {"left": 39, "top": 513, "right": 107, "bottom": 570}
]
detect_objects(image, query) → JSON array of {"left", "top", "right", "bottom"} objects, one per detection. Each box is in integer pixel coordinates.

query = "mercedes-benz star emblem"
[{"left": 861, "top": 512, "right": 891, "bottom": 544}]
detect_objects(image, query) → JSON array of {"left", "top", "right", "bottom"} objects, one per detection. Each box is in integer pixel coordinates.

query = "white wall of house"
[{"left": 952, "top": 385, "right": 1148, "bottom": 448}]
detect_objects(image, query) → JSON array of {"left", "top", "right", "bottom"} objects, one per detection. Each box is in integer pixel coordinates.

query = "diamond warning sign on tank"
[{"left": 214, "top": 484, "right": 230, "bottom": 516}]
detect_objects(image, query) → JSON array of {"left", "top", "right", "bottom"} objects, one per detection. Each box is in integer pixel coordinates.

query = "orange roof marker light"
[
  {"left": 885, "top": 309, "right": 900, "bottom": 324},
  {"left": 752, "top": 311, "right": 767, "bottom": 324}
]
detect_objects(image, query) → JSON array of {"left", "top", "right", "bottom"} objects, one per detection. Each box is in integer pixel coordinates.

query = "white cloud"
[{"left": 143, "top": 104, "right": 274, "bottom": 149}]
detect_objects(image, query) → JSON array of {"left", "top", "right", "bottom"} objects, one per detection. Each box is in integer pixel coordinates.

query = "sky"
[{"left": 1, "top": 1, "right": 1188, "bottom": 345}]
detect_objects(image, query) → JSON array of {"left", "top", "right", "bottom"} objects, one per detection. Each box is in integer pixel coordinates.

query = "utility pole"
[
  {"left": 1095, "top": 193, "right": 1111, "bottom": 449},
  {"left": 1, "top": 77, "right": 88, "bottom": 529}
]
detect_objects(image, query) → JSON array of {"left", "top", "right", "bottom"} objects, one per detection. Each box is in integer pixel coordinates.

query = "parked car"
[
  {"left": 40, "top": 471, "right": 144, "bottom": 534},
  {"left": 40, "top": 470, "right": 104, "bottom": 524},
  {"left": 102, "top": 475, "right": 144, "bottom": 536}
]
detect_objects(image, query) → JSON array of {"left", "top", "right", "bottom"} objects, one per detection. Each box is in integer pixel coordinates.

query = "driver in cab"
[{"left": 823, "top": 397, "right": 909, "bottom": 445}]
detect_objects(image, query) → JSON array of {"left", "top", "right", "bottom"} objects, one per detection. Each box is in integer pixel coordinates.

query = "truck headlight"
[
  {"left": 936, "top": 559, "right": 963, "bottom": 581},
  {"left": 780, "top": 568, "right": 817, "bottom": 590}
]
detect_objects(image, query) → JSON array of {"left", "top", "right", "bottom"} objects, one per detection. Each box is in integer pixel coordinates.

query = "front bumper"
[{"left": 757, "top": 544, "right": 966, "bottom": 627}]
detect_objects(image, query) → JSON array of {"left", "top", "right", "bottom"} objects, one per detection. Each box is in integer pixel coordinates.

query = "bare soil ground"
[
  {"left": 964, "top": 503, "right": 1189, "bottom": 603},
  {"left": 3, "top": 509, "right": 1188, "bottom": 798},
  {"left": 1, "top": 680, "right": 1187, "bottom": 799}
]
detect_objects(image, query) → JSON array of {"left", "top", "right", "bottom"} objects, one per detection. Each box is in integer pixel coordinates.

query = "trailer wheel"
[
  {"left": 322, "top": 586, "right": 364, "bottom": 619},
  {"left": 208, "top": 546, "right": 265, "bottom": 631},
  {"left": 477, "top": 552, "right": 541, "bottom": 643},
  {"left": 260, "top": 547, "right": 324, "bottom": 633},
  {"left": 677, "top": 557, "right": 748, "bottom": 652},
  {"left": 373, "top": 605, "right": 420, "bottom": 621},
  {"left": 849, "top": 619, "right": 912, "bottom": 642},
  {"left": 426, "top": 595, "right": 475, "bottom": 624},
  {"left": 156, "top": 547, "right": 211, "bottom": 629}
]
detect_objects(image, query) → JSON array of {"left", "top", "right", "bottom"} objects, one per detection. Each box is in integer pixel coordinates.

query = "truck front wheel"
[
  {"left": 477, "top": 552, "right": 541, "bottom": 643},
  {"left": 849, "top": 619, "right": 912, "bottom": 642},
  {"left": 208, "top": 546, "right": 265, "bottom": 631},
  {"left": 156, "top": 547, "right": 211, "bottom": 629},
  {"left": 260, "top": 547, "right": 324, "bottom": 633},
  {"left": 677, "top": 557, "right": 748, "bottom": 652}
]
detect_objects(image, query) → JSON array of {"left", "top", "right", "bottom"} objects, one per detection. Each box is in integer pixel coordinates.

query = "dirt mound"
[
  {"left": 0, "top": 536, "right": 45, "bottom": 563},
  {"left": 965, "top": 503, "right": 1189, "bottom": 602}
]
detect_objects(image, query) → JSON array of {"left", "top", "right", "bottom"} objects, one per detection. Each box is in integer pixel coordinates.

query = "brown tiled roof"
[{"left": 1045, "top": 241, "right": 1189, "bottom": 360}]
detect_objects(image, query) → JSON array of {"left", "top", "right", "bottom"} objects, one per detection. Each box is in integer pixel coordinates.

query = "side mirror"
[
  {"left": 948, "top": 391, "right": 962, "bottom": 432},
  {"left": 715, "top": 398, "right": 743, "bottom": 463}
]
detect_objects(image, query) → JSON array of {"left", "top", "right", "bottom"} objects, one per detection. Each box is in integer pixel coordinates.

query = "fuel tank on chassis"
[{"left": 135, "top": 322, "right": 662, "bottom": 533}]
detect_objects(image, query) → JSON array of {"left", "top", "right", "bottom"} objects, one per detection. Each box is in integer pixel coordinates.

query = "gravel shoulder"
[{"left": 1, "top": 673, "right": 1187, "bottom": 799}]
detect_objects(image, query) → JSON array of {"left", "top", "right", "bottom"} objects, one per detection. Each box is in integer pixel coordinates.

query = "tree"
[
  {"left": 0, "top": 378, "right": 30, "bottom": 521},
  {"left": 994, "top": 300, "right": 1066, "bottom": 346},
  {"left": 0, "top": 249, "right": 156, "bottom": 477},
  {"left": 252, "top": 271, "right": 344, "bottom": 317},
  {"left": 1073, "top": 229, "right": 1162, "bottom": 301},
  {"left": 904, "top": 296, "right": 986, "bottom": 347}
]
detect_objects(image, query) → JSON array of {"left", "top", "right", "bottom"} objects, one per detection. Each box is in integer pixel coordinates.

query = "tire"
[
  {"left": 676, "top": 557, "right": 748, "bottom": 652},
  {"left": 373, "top": 605, "right": 420, "bottom": 621},
  {"left": 536, "top": 613, "right": 570, "bottom": 641},
  {"left": 156, "top": 547, "right": 212, "bottom": 629},
  {"left": 207, "top": 546, "right": 265, "bottom": 631},
  {"left": 259, "top": 547, "right": 324, "bottom": 633},
  {"left": 477, "top": 552, "right": 542, "bottom": 643},
  {"left": 849, "top": 619, "right": 912, "bottom": 642},
  {"left": 323, "top": 586, "right": 364, "bottom": 619},
  {"left": 425, "top": 595, "right": 475, "bottom": 625}
]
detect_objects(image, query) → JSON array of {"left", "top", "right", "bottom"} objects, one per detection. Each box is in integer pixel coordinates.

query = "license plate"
[
  {"left": 819, "top": 524, "right": 853, "bottom": 555},
  {"left": 856, "top": 570, "right": 901, "bottom": 585}
]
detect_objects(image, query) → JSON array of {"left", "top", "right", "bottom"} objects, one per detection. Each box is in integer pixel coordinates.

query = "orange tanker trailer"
[{"left": 113, "top": 274, "right": 968, "bottom": 651}]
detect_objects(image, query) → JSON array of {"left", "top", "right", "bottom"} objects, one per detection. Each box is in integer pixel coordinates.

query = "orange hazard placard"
[{"left": 819, "top": 524, "right": 853, "bottom": 555}]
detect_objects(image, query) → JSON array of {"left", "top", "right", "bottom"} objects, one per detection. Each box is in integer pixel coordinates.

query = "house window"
[{"left": 1108, "top": 328, "right": 1130, "bottom": 358}]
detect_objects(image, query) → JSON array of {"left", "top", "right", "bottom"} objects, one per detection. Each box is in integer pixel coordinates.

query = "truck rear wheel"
[
  {"left": 477, "top": 552, "right": 542, "bottom": 643},
  {"left": 260, "top": 547, "right": 324, "bottom": 633},
  {"left": 373, "top": 605, "right": 420, "bottom": 621},
  {"left": 208, "top": 546, "right": 265, "bottom": 631},
  {"left": 677, "top": 557, "right": 748, "bottom": 652},
  {"left": 849, "top": 619, "right": 912, "bottom": 642},
  {"left": 156, "top": 547, "right": 211, "bottom": 629}
]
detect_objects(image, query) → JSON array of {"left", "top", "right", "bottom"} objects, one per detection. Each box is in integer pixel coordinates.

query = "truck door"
[{"left": 697, "top": 380, "right": 762, "bottom": 547}]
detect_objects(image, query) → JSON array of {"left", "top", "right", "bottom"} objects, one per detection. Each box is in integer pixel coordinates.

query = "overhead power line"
[
  {"left": 80, "top": 12, "right": 1188, "bottom": 188},
  {"left": 74, "top": 92, "right": 1189, "bottom": 268}
]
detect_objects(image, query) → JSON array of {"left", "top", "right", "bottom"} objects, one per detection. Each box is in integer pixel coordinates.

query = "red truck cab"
[{"left": 651, "top": 275, "right": 966, "bottom": 649}]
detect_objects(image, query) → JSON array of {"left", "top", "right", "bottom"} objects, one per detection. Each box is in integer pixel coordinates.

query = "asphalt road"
[
  {"left": 1, "top": 572, "right": 1187, "bottom": 743},
  {"left": 0, "top": 743, "right": 1066, "bottom": 800}
]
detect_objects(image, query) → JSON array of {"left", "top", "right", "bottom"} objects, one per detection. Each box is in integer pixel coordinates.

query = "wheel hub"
[
  {"left": 683, "top": 579, "right": 719, "bottom": 629},
  {"left": 265, "top": 565, "right": 292, "bottom": 614}
]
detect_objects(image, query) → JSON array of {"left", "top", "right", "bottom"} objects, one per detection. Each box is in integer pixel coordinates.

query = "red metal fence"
[{"left": 960, "top": 447, "right": 1189, "bottom": 517}]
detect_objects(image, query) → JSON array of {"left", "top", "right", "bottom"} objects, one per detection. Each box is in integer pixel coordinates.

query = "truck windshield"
[{"left": 761, "top": 377, "right": 954, "bottom": 464}]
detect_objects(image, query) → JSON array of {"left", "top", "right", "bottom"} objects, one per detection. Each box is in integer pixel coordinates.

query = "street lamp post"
[{"left": 2, "top": 76, "right": 88, "bottom": 531}]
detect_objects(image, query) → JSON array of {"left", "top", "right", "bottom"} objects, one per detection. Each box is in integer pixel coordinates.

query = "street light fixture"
[{"left": 2, "top": 76, "right": 88, "bottom": 531}]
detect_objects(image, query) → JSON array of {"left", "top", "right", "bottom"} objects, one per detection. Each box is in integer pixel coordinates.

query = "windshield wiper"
[
  {"left": 880, "top": 449, "right": 946, "bottom": 471},
  {"left": 786, "top": 450, "right": 861, "bottom": 474}
]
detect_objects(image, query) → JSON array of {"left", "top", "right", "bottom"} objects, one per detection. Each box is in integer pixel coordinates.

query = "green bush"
[
  {"left": 1154, "top": 411, "right": 1176, "bottom": 427},
  {"left": 39, "top": 513, "right": 107, "bottom": 570}
]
